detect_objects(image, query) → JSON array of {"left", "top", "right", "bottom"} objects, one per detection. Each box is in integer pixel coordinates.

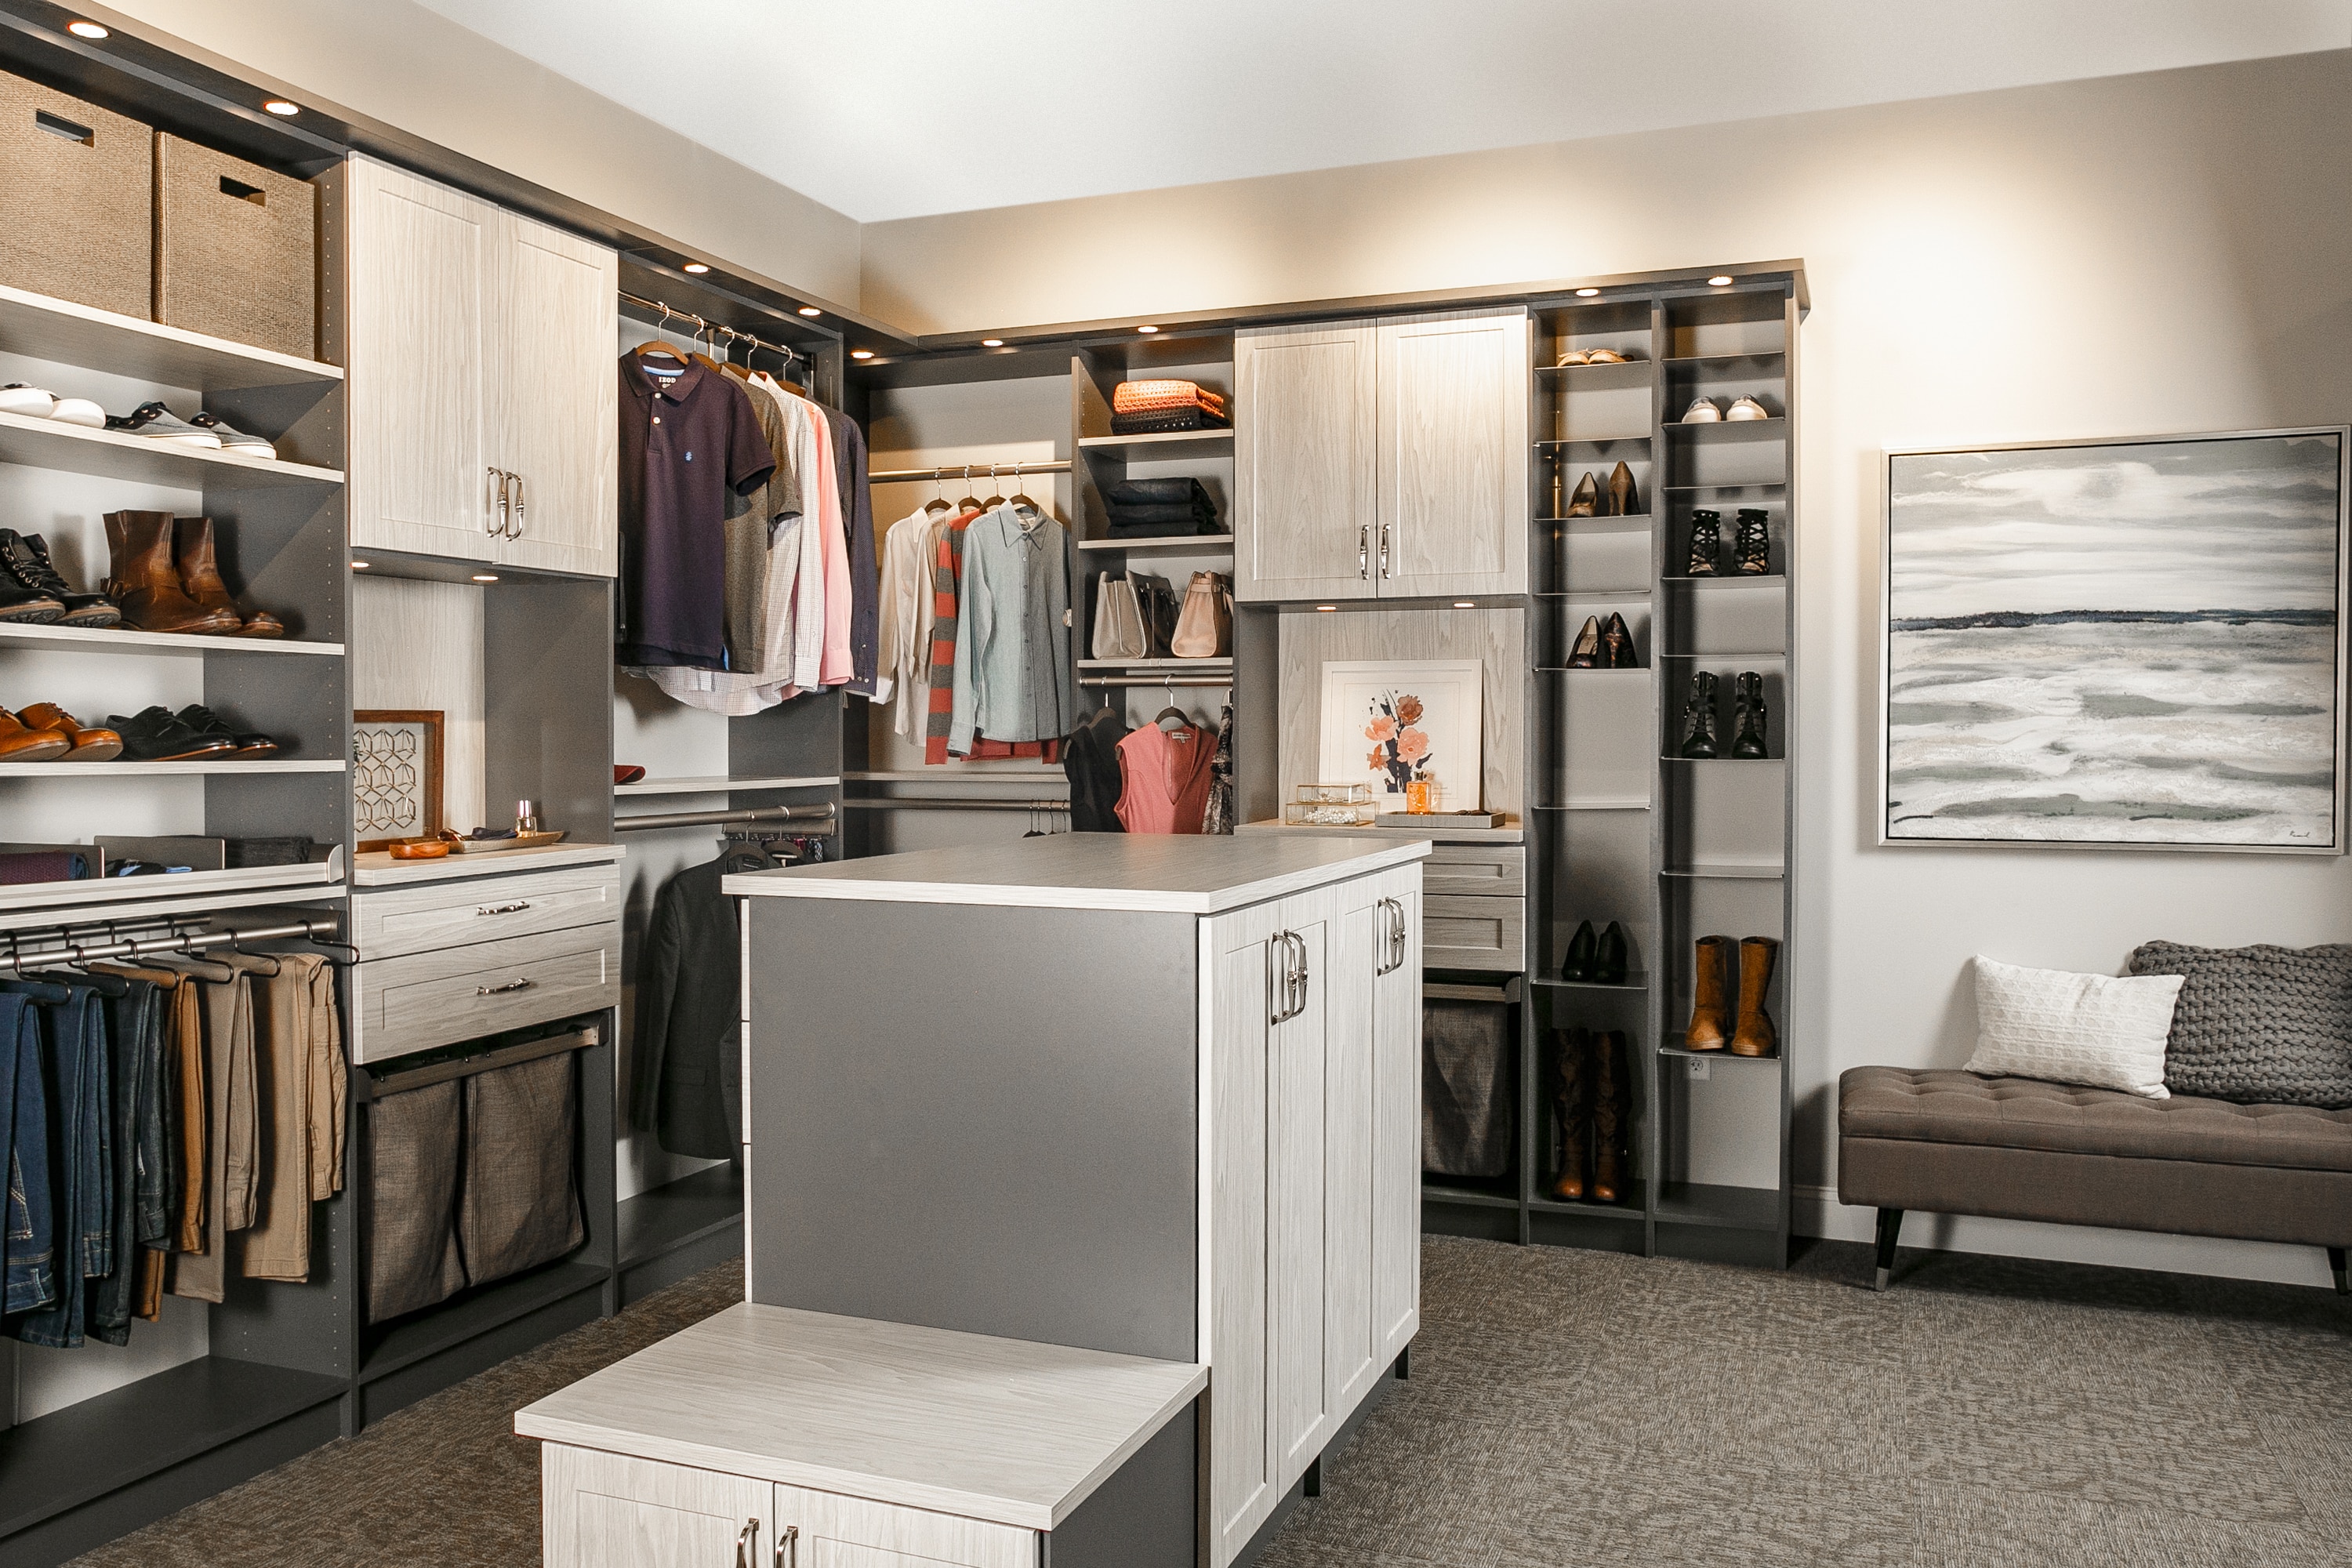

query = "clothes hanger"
[
  {"left": 1155, "top": 675, "right": 1190, "bottom": 731},
  {"left": 956, "top": 464, "right": 984, "bottom": 514},
  {"left": 981, "top": 463, "right": 1006, "bottom": 510},
  {"left": 924, "top": 468, "right": 952, "bottom": 516},
  {"left": 1009, "top": 460, "right": 1043, "bottom": 518}
]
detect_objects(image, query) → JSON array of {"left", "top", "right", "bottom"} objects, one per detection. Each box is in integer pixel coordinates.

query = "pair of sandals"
[{"left": 1555, "top": 347, "right": 1634, "bottom": 367}]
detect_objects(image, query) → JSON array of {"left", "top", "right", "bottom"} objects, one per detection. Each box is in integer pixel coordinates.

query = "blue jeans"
[
  {"left": 88, "top": 975, "right": 158, "bottom": 1345},
  {"left": 0, "top": 990, "right": 54, "bottom": 1316},
  {"left": 5, "top": 980, "right": 111, "bottom": 1348}
]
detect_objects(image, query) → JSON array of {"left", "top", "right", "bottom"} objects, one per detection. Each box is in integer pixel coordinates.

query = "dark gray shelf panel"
[
  {"left": 1660, "top": 862, "right": 1785, "bottom": 879},
  {"left": 1666, "top": 417, "right": 1787, "bottom": 440},
  {"left": 1541, "top": 514, "right": 1653, "bottom": 530},
  {"left": 358, "top": 1258, "right": 609, "bottom": 1385},
  {"left": 1657, "top": 1044, "right": 1782, "bottom": 1065},
  {"left": 1527, "top": 1192, "right": 1645, "bottom": 1222},
  {"left": 1421, "top": 1181, "right": 1519, "bottom": 1211},
  {"left": 1662, "top": 482, "right": 1786, "bottom": 495},
  {"left": 1537, "top": 589, "right": 1652, "bottom": 601},
  {"left": 1659, "top": 575, "right": 1786, "bottom": 587},
  {"left": 1653, "top": 1181, "right": 1784, "bottom": 1232},
  {"left": 1536, "top": 434, "right": 1652, "bottom": 448},
  {"left": 0, "top": 1356, "right": 344, "bottom": 1541},
  {"left": 1538, "top": 358, "right": 1653, "bottom": 376},
  {"left": 618, "top": 1163, "right": 743, "bottom": 1269},
  {"left": 1536, "top": 975, "right": 1649, "bottom": 992},
  {"left": 1663, "top": 350, "right": 1787, "bottom": 370}
]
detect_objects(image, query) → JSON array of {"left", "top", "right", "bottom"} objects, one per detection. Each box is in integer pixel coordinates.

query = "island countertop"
[{"left": 722, "top": 833, "right": 1428, "bottom": 914}]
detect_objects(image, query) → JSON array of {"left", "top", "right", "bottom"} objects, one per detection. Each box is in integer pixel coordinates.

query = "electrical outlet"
[{"left": 1686, "top": 1056, "right": 1712, "bottom": 1081}]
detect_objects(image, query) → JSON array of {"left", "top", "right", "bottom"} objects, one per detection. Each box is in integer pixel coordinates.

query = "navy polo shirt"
[{"left": 617, "top": 353, "right": 776, "bottom": 668}]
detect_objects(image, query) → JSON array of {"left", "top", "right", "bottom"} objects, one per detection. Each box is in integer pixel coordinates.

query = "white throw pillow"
[{"left": 1965, "top": 956, "right": 2184, "bottom": 1098}]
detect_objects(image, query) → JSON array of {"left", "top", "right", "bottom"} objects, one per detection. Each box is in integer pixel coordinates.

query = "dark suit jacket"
[{"left": 633, "top": 855, "right": 750, "bottom": 1159}]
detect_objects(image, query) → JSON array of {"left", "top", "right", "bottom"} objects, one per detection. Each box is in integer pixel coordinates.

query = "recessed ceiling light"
[
  {"left": 1574, "top": 288, "right": 1599, "bottom": 298},
  {"left": 1315, "top": 604, "right": 1338, "bottom": 612},
  {"left": 981, "top": 339, "right": 1004, "bottom": 348},
  {"left": 1453, "top": 601, "right": 1475, "bottom": 608},
  {"left": 797, "top": 306, "right": 821, "bottom": 318},
  {"left": 1707, "top": 274, "right": 1733, "bottom": 287},
  {"left": 1136, "top": 325, "right": 1159, "bottom": 335},
  {"left": 682, "top": 262, "right": 710, "bottom": 274},
  {"left": 471, "top": 572, "right": 499, "bottom": 583},
  {"left": 263, "top": 100, "right": 300, "bottom": 117},
  {"left": 67, "top": 20, "right": 108, "bottom": 39},
  {"left": 350, "top": 560, "right": 371, "bottom": 570},
  {"left": 850, "top": 349, "right": 874, "bottom": 359}
]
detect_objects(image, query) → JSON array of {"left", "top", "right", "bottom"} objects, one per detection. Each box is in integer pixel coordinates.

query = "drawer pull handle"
[
  {"left": 475, "top": 900, "right": 533, "bottom": 916},
  {"left": 775, "top": 1523, "right": 797, "bottom": 1568},
  {"left": 477, "top": 978, "right": 535, "bottom": 996},
  {"left": 735, "top": 1518, "right": 758, "bottom": 1568}
]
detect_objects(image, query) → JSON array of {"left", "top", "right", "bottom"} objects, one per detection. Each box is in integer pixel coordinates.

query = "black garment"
[
  {"left": 1064, "top": 706, "right": 1131, "bottom": 833},
  {"left": 616, "top": 353, "right": 777, "bottom": 670},
  {"left": 822, "top": 405, "right": 881, "bottom": 699},
  {"left": 85, "top": 972, "right": 153, "bottom": 1345},
  {"left": 1104, "top": 477, "right": 1220, "bottom": 537},
  {"left": 634, "top": 855, "right": 753, "bottom": 1159}
]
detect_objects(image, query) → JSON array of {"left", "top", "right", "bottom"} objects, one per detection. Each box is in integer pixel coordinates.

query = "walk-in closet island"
[{"left": 718, "top": 835, "right": 1427, "bottom": 1568}]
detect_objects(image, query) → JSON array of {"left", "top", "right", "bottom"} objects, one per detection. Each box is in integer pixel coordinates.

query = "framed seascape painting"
[
  {"left": 1881, "top": 427, "right": 2349, "bottom": 852},
  {"left": 1317, "top": 660, "right": 1485, "bottom": 814}
]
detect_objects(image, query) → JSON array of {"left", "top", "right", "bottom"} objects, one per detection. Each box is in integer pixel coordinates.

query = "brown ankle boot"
[
  {"left": 1592, "top": 1030, "right": 1633, "bottom": 1203},
  {"left": 174, "top": 517, "right": 282, "bottom": 637},
  {"left": 1730, "top": 937, "right": 1780, "bottom": 1057},
  {"left": 1685, "top": 935, "right": 1732, "bottom": 1050},
  {"left": 1549, "top": 1027, "right": 1591, "bottom": 1200},
  {"left": 104, "top": 511, "right": 238, "bottom": 634}
]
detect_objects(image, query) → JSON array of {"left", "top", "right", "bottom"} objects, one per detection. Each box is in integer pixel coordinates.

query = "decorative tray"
[{"left": 448, "top": 830, "right": 569, "bottom": 853}]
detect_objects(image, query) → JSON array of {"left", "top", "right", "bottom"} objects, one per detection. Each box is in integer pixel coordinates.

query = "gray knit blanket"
[{"left": 2128, "top": 941, "right": 2352, "bottom": 1107}]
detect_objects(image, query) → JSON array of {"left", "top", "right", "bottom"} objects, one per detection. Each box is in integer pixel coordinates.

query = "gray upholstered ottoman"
[{"left": 1838, "top": 1066, "right": 2352, "bottom": 1294}]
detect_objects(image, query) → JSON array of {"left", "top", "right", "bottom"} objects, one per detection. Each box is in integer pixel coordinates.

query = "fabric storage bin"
[
  {"left": 1422, "top": 996, "right": 1514, "bottom": 1178},
  {"left": 155, "top": 132, "right": 317, "bottom": 358},
  {"left": 459, "top": 1051, "right": 584, "bottom": 1285},
  {"left": 0, "top": 73, "right": 152, "bottom": 318},
  {"left": 364, "top": 1078, "right": 466, "bottom": 1323}
]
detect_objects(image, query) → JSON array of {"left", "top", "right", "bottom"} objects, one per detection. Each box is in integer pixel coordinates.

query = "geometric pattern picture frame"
[{"left": 353, "top": 709, "right": 445, "bottom": 851}]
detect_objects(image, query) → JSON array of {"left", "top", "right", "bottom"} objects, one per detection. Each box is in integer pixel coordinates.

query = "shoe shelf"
[
  {"left": 0, "top": 855, "right": 344, "bottom": 916},
  {"left": 1531, "top": 798, "right": 1650, "bottom": 811},
  {"left": 1662, "top": 350, "right": 1786, "bottom": 371},
  {"left": 1535, "top": 434, "right": 1651, "bottom": 448},
  {"left": 1535, "top": 974, "right": 1650, "bottom": 991},
  {"left": 1659, "top": 574, "right": 1784, "bottom": 588},
  {"left": 1536, "top": 588, "right": 1652, "bottom": 601},
  {"left": 0, "top": 281, "right": 343, "bottom": 394},
  {"left": 1534, "top": 665, "right": 1650, "bottom": 673},
  {"left": 1076, "top": 429, "right": 1232, "bottom": 462},
  {"left": 1657, "top": 1043, "right": 1780, "bottom": 1065},
  {"left": 1543, "top": 514, "right": 1652, "bottom": 532},
  {"left": 1537, "top": 358, "right": 1653, "bottom": 381},
  {"left": 0, "top": 622, "right": 344, "bottom": 658},
  {"left": 0, "top": 757, "right": 347, "bottom": 777},
  {"left": 0, "top": 409, "right": 344, "bottom": 491},
  {"left": 1665, "top": 417, "right": 1788, "bottom": 441},
  {"left": 1661, "top": 481, "right": 1785, "bottom": 496},
  {"left": 1073, "top": 535, "right": 1233, "bottom": 555},
  {"left": 1653, "top": 1181, "right": 1784, "bottom": 1232},
  {"left": 1420, "top": 1181, "right": 1520, "bottom": 1211},
  {"left": 1526, "top": 1192, "right": 1645, "bottom": 1222},
  {"left": 1661, "top": 861, "right": 1785, "bottom": 879}
]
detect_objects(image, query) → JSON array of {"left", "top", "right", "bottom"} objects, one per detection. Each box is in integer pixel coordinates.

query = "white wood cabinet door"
[
  {"left": 493, "top": 209, "right": 619, "bottom": 576},
  {"left": 1269, "top": 885, "right": 1333, "bottom": 1493},
  {"left": 344, "top": 155, "right": 497, "bottom": 563},
  {"left": 1203, "top": 898, "right": 1283, "bottom": 1567},
  {"left": 1323, "top": 877, "right": 1383, "bottom": 1421},
  {"left": 543, "top": 1444, "right": 768, "bottom": 1568},
  {"left": 770, "top": 1483, "right": 1034, "bottom": 1568},
  {"left": 1372, "top": 867, "right": 1423, "bottom": 1363},
  {"left": 1373, "top": 307, "right": 1529, "bottom": 598},
  {"left": 1232, "top": 322, "right": 1377, "bottom": 604}
]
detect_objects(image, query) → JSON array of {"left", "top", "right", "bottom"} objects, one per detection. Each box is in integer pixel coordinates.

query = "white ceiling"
[{"left": 414, "top": 0, "right": 2352, "bottom": 223}]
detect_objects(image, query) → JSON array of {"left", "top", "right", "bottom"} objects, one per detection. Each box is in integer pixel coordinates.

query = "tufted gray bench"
[{"left": 1838, "top": 1066, "right": 2352, "bottom": 1294}]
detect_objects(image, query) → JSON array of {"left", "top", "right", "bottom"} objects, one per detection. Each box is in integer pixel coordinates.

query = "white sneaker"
[
  {"left": 1725, "top": 396, "right": 1771, "bottom": 422},
  {"left": 0, "top": 383, "right": 56, "bottom": 417},
  {"left": 190, "top": 411, "right": 276, "bottom": 459},
  {"left": 1682, "top": 397, "right": 1722, "bottom": 423},
  {"left": 48, "top": 397, "right": 104, "bottom": 428},
  {"left": 103, "top": 401, "right": 221, "bottom": 448}
]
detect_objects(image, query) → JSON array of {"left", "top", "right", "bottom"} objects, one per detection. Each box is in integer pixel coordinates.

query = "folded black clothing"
[
  {"left": 1105, "top": 477, "right": 1216, "bottom": 509},
  {"left": 1105, "top": 518, "right": 1230, "bottom": 539},
  {"left": 224, "top": 836, "right": 314, "bottom": 869},
  {"left": 1107, "top": 503, "right": 1218, "bottom": 527},
  {"left": 1109, "top": 408, "right": 1229, "bottom": 435}
]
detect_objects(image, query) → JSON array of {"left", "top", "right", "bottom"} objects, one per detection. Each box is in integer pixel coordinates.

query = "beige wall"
[
  {"left": 868, "top": 51, "right": 2352, "bottom": 1282},
  {"left": 104, "top": 0, "right": 864, "bottom": 305}
]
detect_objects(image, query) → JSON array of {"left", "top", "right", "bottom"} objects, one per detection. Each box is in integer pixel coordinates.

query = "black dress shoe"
[
  {"left": 1595, "top": 921, "right": 1629, "bottom": 985},
  {"left": 175, "top": 703, "right": 278, "bottom": 756},
  {"left": 107, "top": 706, "right": 238, "bottom": 761},
  {"left": 0, "top": 530, "right": 121, "bottom": 627},
  {"left": 1561, "top": 920, "right": 1599, "bottom": 982}
]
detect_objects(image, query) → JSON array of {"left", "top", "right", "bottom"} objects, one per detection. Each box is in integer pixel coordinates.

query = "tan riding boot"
[
  {"left": 175, "top": 517, "right": 283, "bottom": 637},
  {"left": 103, "top": 510, "right": 238, "bottom": 634},
  {"left": 1684, "top": 935, "right": 1732, "bottom": 1050},
  {"left": 1591, "top": 1030, "right": 1634, "bottom": 1203},
  {"left": 1730, "top": 937, "right": 1780, "bottom": 1057}
]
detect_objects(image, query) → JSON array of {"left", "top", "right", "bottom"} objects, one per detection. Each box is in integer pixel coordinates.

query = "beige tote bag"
[
  {"left": 1092, "top": 572, "right": 1148, "bottom": 661},
  {"left": 1171, "top": 571, "right": 1232, "bottom": 659}
]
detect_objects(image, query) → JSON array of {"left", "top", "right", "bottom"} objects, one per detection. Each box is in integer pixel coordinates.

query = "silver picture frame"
[{"left": 1878, "top": 425, "right": 2350, "bottom": 854}]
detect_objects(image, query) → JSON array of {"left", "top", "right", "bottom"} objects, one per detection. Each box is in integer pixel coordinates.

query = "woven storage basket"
[
  {"left": 155, "top": 132, "right": 316, "bottom": 358},
  {"left": 0, "top": 73, "right": 152, "bottom": 318}
]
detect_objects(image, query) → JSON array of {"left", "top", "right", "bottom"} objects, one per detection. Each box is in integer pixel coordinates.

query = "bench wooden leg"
[
  {"left": 1874, "top": 1207, "right": 1904, "bottom": 1292},
  {"left": 2331, "top": 1247, "right": 2347, "bottom": 1297}
]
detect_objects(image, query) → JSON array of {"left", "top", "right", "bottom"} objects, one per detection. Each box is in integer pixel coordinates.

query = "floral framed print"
[
  {"left": 1318, "top": 659, "right": 1486, "bottom": 814},
  {"left": 1881, "top": 426, "right": 2348, "bottom": 852}
]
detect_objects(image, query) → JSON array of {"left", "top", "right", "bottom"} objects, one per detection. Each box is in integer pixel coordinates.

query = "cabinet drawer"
[
  {"left": 350, "top": 924, "right": 619, "bottom": 1064},
  {"left": 1423, "top": 894, "right": 1525, "bottom": 972},
  {"left": 354, "top": 864, "right": 620, "bottom": 959},
  {"left": 773, "top": 1483, "right": 1034, "bottom": 1568},
  {"left": 1423, "top": 846, "right": 1525, "bottom": 898}
]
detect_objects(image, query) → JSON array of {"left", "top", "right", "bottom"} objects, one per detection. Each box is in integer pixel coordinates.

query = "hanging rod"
[
  {"left": 0, "top": 915, "right": 341, "bottom": 978},
  {"left": 869, "top": 459, "right": 1073, "bottom": 484},
  {"left": 840, "top": 797, "right": 1070, "bottom": 813},
  {"left": 621, "top": 290, "right": 804, "bottom": 367},
  {"left": 614, "top": 803, "right": 838, "bottom": 833}
]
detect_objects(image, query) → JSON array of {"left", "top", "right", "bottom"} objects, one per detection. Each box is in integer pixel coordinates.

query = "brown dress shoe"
[
  {"left": 1730, "top": 937, "right": 1780, "bottom": 1057},
  {"left": 1591, "top": 1030, "right": 1634, "bottom": 1203},
  {"left": 175, "top": 517, "right": 283, "bottom": 637},
  {"left": 1685, "top": 935, "right": 1733, "bottom": 1050},
  {"left": 16, "top": 702, "right": 123, "bottom": 760},
  {"left": 103, "top": 510, "right": 238, "bottom": 635},
  {"left": 1549, "top": 1027, "right": 1591, "bottom": 1200},
  {"left": 0, "top": 706, "right": 71, "bottom": 761}
]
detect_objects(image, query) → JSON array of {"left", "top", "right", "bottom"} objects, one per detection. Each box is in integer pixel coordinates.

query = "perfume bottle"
[{"left": 516, "top": 798, "right": 539, "bottom": 834}]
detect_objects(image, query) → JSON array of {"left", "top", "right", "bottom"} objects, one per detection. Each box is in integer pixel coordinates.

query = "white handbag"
[{"left": 1092, "top": 572, "right": 1148, "bottom": 661}]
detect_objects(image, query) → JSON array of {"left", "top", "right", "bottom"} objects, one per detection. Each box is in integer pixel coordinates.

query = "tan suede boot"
[
  {"left": 1730, "top": 937, "right": 1780, "bottom": 1057},
  {"left": 1684, "top": 935, "right": 1732, "bottom": 1050},
  {"left": 1591, "top": 1030, "right": 1634, "bottom": 1203}
]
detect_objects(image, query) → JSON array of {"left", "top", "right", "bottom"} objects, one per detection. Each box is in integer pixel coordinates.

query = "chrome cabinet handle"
[
  {"left": 735, "top": 1518, "right": 759, "bottom": 1568},
  {"left": 1266, "top": 933, "right": 1285, "bottom": 1026},
  {"left": 1358, "top": 523, "right": 1370, "bottom": 579},
  {"left": 1375, "top": 897, "right": 1406, "bottom": 975},
  {"left": 1379, "top": 522, "right": 1392, "bottom": 578},
  {"left": 774, "top": 1524, "right": 797, "bottom": 1568},
  {"left": 486, "top": 466, "right": 502, "bottom": 535},
  {"left": 476, "top": 978, "right": 534, "bottom": 996},
  {"left": 1286, "top": 931, "right": 1308, "bottom": 1018},
  {"left": 512, "top": 471, "right": 527, "bottom": 538},
  {"left": 475, "top": 900, "right": 532, "bottom": 916}
]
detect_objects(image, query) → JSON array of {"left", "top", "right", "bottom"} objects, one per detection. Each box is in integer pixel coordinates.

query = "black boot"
[
  {"left": 1732, "top": 672, "right": 1769, "bottom": 759},
  {"left": 1561, "top": 920, "right": 1599, "bottom": 982},
  {"left": 1595, "top": 921, "right": 1629, "bottom": 985},
  {"left": 1567, "top": 615, "right": 1602, "bottom": 669},
  {"left": 1735, "top": 509, "right": 1772, "bottom": 575},
  {"left": 1686, "top": 510, "right": 1722, "bottom": 576},
  {"left": 1677, "top": 672, "right": 1720, "bottom": 759},
  {"left": 1551, "top": 1028, "right": 1592, "bottom": 1201}
]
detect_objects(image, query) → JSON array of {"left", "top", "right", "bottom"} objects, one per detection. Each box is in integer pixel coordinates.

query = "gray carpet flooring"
[{"left": 67, "top": 1238, "right": 2352, "bottom": 1567}]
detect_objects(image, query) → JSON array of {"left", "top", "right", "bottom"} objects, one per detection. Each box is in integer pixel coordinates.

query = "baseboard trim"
[{"left": 1792, "top": 1185, "right": 2337, "bottom": 1290}]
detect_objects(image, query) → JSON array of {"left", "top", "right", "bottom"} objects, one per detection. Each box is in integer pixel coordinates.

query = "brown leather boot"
[
  {"left": 103, "top": 511, "right": 238, "bottom": 634},
  {"left": 1685, "top": 935, "right": 1732, "bottom": 1050},
  {"left": 1592, "top": 1030, "right": 1633, "bottom": 1203},
  {"left": 1549, "top": 1027, "right": 1591, "bottom": 1200},
  {"left": 174, "top": 517, "right": 282, "bottom": 637},
  {"left": 1730, "top": 937, "right": 1780, "bottom": 1057}
]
